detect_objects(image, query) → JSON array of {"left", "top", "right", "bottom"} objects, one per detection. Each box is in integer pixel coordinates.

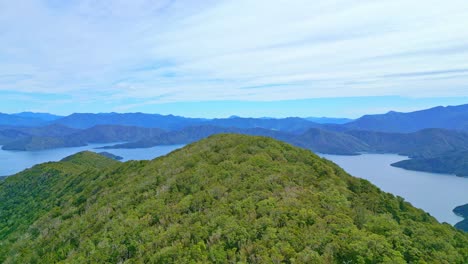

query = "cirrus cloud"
[{"left": 0, "top": 0, "right": 467, "bottom": 112}]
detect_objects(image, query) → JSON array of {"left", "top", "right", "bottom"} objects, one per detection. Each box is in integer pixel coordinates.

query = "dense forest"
[{"left": 0, "top": 134, "right": 466, "bottom": 263}]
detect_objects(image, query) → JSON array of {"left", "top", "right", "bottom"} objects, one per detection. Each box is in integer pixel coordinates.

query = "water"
[
  {"left": 0, "top": 144, "right": 184, "bottom": 177},
  {"left": 320, "top": 153, "right": 468, "bottom": 225}
]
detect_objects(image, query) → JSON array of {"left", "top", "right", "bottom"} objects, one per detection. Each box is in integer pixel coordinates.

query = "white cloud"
[{"left": 0, "top": 0, "right": 468, "bottom": 105}]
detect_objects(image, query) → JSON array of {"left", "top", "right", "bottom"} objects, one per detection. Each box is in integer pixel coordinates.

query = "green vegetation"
[
  {"left": 391, "top": 150, "right": 468, "bottom": 177},
  {"left": 0, "top": 134, "right": 467, "bottom": 263},
  {"left": 98, "top": 151, "right": 123, "bottom": 161},
  {"left": 0, "top": 151, "right": 120, "bottom": 261},
  {"left": 453, "top": 204, "right": 468, "bottom": 232}
]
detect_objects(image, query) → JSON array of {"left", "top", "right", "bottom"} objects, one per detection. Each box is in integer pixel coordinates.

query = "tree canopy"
[{"left": 0, "top": 134, "right": 466, "bottom": 263}]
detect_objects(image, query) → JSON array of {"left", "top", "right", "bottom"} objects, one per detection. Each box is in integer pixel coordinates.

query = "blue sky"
[{"left": 1, "top": 0, "right": 468, "bottom": 117}]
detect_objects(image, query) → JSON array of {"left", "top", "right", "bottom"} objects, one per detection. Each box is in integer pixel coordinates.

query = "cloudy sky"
[{"left": 1, "top": 0, "right": 468, "bottom": 117}]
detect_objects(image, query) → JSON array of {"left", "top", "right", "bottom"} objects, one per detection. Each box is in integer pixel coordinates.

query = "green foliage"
[
  {"left": 0, "top": 134, "right": 467, "bottom": 263},
  {"left": 98, "top": 151, "right": 123, "bottom": 161}
]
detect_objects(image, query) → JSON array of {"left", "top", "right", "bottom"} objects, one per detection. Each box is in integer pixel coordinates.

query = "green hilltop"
[{"left": 0, "top": 134, "right": 467, "bottom": 263}]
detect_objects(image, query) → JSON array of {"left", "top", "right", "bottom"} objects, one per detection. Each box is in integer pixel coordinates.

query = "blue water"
[
  {"left": 320, "top": 153, "right": 468, "bottom": 225},
  {"left": 0, "top": 143, "right": 184, "bottom": 177}
]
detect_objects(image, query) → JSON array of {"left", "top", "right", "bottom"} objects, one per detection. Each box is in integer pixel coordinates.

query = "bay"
[
  {"left": 0, "top": 144, "right": 184, "bottom": 177},
  {"left": 320, "top": 153, "right": 468, "bottom": 225}
]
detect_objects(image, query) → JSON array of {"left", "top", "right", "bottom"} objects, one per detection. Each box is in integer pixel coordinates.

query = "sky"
[{"left": 1, "top": 0, "right": 468, "bottom": 118}]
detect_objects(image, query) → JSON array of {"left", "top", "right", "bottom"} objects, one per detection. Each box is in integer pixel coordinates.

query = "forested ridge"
[{"left": 0, "top": 134, "right": 467, "bottom": 263}]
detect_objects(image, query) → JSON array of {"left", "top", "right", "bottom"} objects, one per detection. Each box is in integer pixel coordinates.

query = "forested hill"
[
  {"left": 0, "top": 134, "right": 466, "bottom": 263},
  {"left": 453, "top": 204, "right": 468, "bottom": 232}
]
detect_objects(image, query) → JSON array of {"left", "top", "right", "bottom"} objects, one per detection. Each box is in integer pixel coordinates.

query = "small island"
[
  {"left": 453, "top": 204, "right": 468, "bottom": 232},
  {"left": 97, "top": 151, "right": 123, "bottom": 161}
]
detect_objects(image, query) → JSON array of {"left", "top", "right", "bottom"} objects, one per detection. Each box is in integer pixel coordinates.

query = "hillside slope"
[
  {"left": 346, "top": 128, "right": 468, "bottom": 158},
  {"left": 1, "top": 125, "right": 166, "bottom": 151},
  {"left": 0, "top": 135, "right": 467, "bottom": 263},
  {"left": 292, "top": 128, "right": 370, "bottom": 155}
]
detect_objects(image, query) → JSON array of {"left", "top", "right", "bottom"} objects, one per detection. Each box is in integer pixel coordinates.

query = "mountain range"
[
  {"left": 1, "top": 104, "right": 468, "bottom": 176},
  {"left": 0, "top": 134, "right": 466, "bottom": 263},
  {"left": 2, "top": 104, "right": 468, "bottom": 132},
  {"left": 341, "top": 104, "right": 468, "bottom": 132}
]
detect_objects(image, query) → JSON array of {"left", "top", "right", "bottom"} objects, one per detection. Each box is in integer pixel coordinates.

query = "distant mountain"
[
  {"left": 0, "top": 135, "right": 466, "bottom": 263},
  {"left": 16, "top": 124, "right": 80, "bottom": 137},
  {"left": 453, "top": 204, "right": 468, "bottom": 232},
  {"left": 52, "top": 113, "right": 321, "bottom": 133},
  {"left": 343, "top": 104, "right": 468, "bottom": 132},
  {"left": 0, "top": 112, "right": 62, "bottom": 127},
  {"left": 391, "top": 150, "right": 468, "bottom": 177},
  {"left": 290, "top": 128, "right": 369, "bottom": 155},
  {"left": 0, "top": 124, "right": 81, "bottom": 149},
  {"left": 53, "top": 113, "right": 206, "bottom": 130},
  {"left": 346, "top": 128, "right": 468, "bottom": 158},
  {"left": 1, "top": 125, "right": 166, "bottom": 151},
  {"left": 0, "top": 129, "right": 30, "bottom": 145},
  {"left": 305, "top": 117, "right": 353, "bottom": 124},
  {"left": 207, "top": 117, "right": 320, "bottom": 133},
  {"left": 71, "top": 125, "right": 165, "bottom": 143},
  {"left": 12, "top": 112, "right": 63, "bottom": 121},
  {"left": 1, "top": 136, "right": 86, "bottom": 151},
  {"left": 101, "top": 126, "right": 369, "bottom": 155},
  {"left": 4, "top": 103, "right": 468, "bottom": 134},
  {"left": 6, "top": 121, "right": 468, "bottom": 177},
  {"left": 99, "top": 125, "right": 292, "bottom": 149},
  {"left": 0, "top": 113, "right": 49, "bottom": 127},
  {"left": 101, "top": 126, "right": 468, "bottom": 159}
]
